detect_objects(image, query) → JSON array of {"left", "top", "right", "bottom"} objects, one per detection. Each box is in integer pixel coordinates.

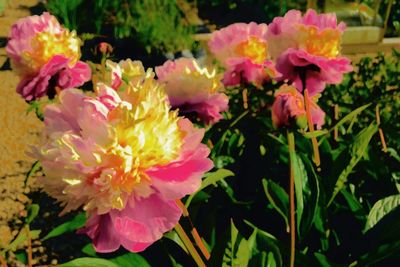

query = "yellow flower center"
[
  {"left": 21, "top": 30, "right": 81, "bottom": 74},
  {"left": 105, "top": 69, "right": 184, "bottom": 205},
  {"left": 235, "top": 36, "right": 268, "bottom": 64},
  {"left": 296, "top": 25, "right": 341, "bottom": 59}
]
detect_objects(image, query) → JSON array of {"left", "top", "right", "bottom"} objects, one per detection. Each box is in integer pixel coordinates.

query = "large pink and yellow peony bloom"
[
  {"left": 208, "top": 22, "right": 280, "bottom": 87},
  {"left": 33, "top": 61, "right": 213, "bottom": 252},
  {"left": 155, "top": 58, "right": 229, "bottom": 124},
  {"left": 267, "top": 9, "right": 352, "bottom": 95},
  {"left": 6, "top": 12, "right": 91, "bottom": 101},
  {"left": 272, "top": 84, "right": 325, "bottom": 129}
]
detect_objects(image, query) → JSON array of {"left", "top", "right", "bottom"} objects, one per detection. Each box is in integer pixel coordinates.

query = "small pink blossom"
[
  {"left": 272, "top": 84, "right": 325, "bottom": 129},
  {"left": 267, "top": 9, "right": 352, "bottom": 95},
  {"left": 6, "top": 12, "right": 91, "bottom": 101},
  {"left": 208, "top": 22, "right": 280, "bottom": 87},
  {"left": 156, "top": 58, "right": 228, "bottom": 124}
]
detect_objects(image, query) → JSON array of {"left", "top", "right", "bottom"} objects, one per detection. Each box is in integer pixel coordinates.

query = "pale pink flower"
[
  {"left": 272, "top": 84, "right": 325, "bottom": 129},
  {"left": 156, "top": 58, "right": 228, "bottom": 124},
  {"left": 33, "top": 63, "right": 213, "bottom": 252},
  {"left": 208, "top": 22, "right": 280, "bottom": 87},
  {"left": 267, "top": 9, "right": 352, "bottom": 95},
  {"left": 6, "top": 12, "right": 91, "bottom": 101}
]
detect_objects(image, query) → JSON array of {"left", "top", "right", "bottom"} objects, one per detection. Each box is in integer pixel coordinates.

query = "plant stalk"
[
  {"left": 26, "top": 225, "right": 33, "bottom": 267},
  {"left": 175, "top": 223, "right": 206, "bottom": 267},
  {"left": 304, "top": 89, "right": 321, "bottom": 167},
  {"left": 375, "top": 105, "right": 387, "bottom": 152},
  {"left": 287, "top": 131, "right": 296, "bottom": 267},
  {"left": 0, "top": 254, "right": 8, "bottom": 267},
  {"left": 176, "top": 200, "right": 210, "bottom": 260}
]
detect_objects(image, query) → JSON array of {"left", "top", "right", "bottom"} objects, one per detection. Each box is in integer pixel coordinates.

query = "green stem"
[{"left": 287, "top": 130, "right": 296, "bottom": 267}]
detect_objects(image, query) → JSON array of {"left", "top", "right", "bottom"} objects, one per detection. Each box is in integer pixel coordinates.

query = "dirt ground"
[{"left": 0, "top": 1, "right": 48, "bottom": 266}]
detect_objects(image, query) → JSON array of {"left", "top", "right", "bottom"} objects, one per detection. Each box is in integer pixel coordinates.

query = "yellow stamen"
[
  {"left": 235, "top": 36, "right": 268, "bottom": 64},
  {"left": 297, "top": 25, "right": 341, "bottom": 58}
]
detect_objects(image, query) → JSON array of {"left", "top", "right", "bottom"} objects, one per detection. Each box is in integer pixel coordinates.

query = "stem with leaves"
[{"left": 287, "top": 131, "right": 296, "bottom": 267}]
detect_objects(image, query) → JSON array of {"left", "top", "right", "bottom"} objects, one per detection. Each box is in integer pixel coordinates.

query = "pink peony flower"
[
  {"left": 155, "top": 58, "right": 229, "bottom": 124},
  {"left": 6, "top": 12, "right": 91, "bottom": 101},
  {"left": 272, "top": 84, "right": 325, "bottom": 129},
  {"left": 267, "top": 9, "right": 353, "bottom": 95},
  {"left": 208, "top": 22, "right": 280, "bottom": 87},
  {"left": 33, "top": 62, "right": 213, "bottom": 253}
]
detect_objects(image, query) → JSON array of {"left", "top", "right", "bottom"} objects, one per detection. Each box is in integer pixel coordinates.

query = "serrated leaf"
[
  {"left": 330, "top": 103, "right": 371, "bottom": 131},
  {"left": 58, "top": 257, "right": 119, "bottom": 267},
  {"left": 42, "top": 213, "right": 86, "bottom": 241},
  {"left": 328, "top": 123, "right": 378, "bottom": 205},
  {"left": 235, "top": 230, "right": 256, "bottom": 267},
  {"left": 365, "top": 194, "right": 400, "bottom": 231}
]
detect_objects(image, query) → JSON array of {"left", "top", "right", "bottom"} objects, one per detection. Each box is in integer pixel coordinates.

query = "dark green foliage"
[{"left": 45, "top": 0, "right": 195, "bottom": 53}]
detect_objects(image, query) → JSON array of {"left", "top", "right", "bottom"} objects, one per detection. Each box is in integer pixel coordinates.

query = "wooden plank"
[{"left": 193, "top": 33, "right": 400, "bottom": 57}]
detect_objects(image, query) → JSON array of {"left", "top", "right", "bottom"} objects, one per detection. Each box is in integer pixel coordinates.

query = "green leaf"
[
  {"left": 341, "top": 189, "right": 366, "bottom": 220},
  {"left": 244, "top": 220, "right": 283, "bottom": 267},
  {"left": 292, "top": 155, "right": 306, "bottom": 234},
  {"left": 266, "top": 252, "right": 277, "bottom": 267},
  {"left": 287, "top": 132, "right": 307, "bottom": 234},
  {"left": 222, "top": 220, "right": 257, "bottom": 267},
  {"left": 387, "top": 147, "right": 400, "bottom": 163},
  {"left": 350, "top": 240, "right": 400, "bottom": 267},
  {"left": 81, "top": 243, "right": 97, "bottom": 257},
  {"left": 365, "top": 194, "right": 400, "bottom": 231},
  {"left": 42, "top": 213, "right": 86, "bottom": 241},
  {"left": 6, "top": 230, "right": 41, "bottom": 252},
  {"left": 25, "top": 204, "right": 40, "bottom": 224},
  {"left": 303, "top": 130, "right": 328, "bottom": 139},
  {"left": 262, "top": 179, "right": 289, "bottom": 231},
  {"left": 330, "top": 103, "right": 371, "bottom": 132},
  {"left": 163, "top": 230, "right": 188, "bottom": 254},
  {"left": 25, "top": 161, "right": 41, "bottom": 185},
  {"left": 110, "top": 253, "right": 151, "bottom": 267},
  {"left": 58, "top": 257, "right": 119, "bottom": 267},
  {"left": 15, "top": 251, "right": 27, "bottom": 264},
  {"left": 185, "top": 169, "right": 234, "bottom": 207},
  {"left": 235, "top": 230, "right": 257, "bottom": 267},
  {"left": 328, "top": 123, "right": 378, "bottom": 206},
  {"left": 297, "top": 154, "right": 320, "bottom": 239}
]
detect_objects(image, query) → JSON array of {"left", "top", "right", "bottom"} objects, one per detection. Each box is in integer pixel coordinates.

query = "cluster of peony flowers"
[
  {"left": 208, "top": 9, "right": 353, "bottom": 129},
  {"left": 7, "top": 8, "right": 353, "bottom": 255},
  {"left": 6, "top": 12, "right": 91, "bottom": 101},
  {"left": 33, "top": 59, "right": 213, "bottom": 252}
]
